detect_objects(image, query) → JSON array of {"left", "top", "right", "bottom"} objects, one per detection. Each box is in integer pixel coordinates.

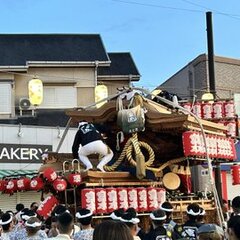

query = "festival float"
[{"left": 0, "top": 87, "right": 237, "bottom": 227}]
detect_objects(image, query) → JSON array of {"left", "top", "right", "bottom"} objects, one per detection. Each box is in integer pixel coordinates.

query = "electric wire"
[{"left": 111, "top": 0, "right": 240, "bottom": 20}]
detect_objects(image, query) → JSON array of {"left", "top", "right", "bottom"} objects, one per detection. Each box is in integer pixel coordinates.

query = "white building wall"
[
  {"left": 227, "top": 173, "right": 240, "bottom": 201},
  {"left": 0, "top": 124, "right": 76, "bottom": 170}
]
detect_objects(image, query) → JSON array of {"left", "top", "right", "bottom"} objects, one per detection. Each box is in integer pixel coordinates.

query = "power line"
[
  {"left": 111, "top": 0, "right": 203, "bottom": 13},
  {"left": 111, "top": 0, "right": 240, "bottom": 20},
  {"left": 180, "top": 0, "right": 240, "bottom": 20}
]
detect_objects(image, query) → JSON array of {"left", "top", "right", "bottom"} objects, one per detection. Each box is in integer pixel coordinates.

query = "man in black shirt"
[
  {"left": 72, "top": 121, "right": 113, "bottom": 172},
  {"left": 181, "top": 203, "right": 201, "bottom": 239},
  {"left": 144, "top": 209, "right": 172, "bottom": 240}
]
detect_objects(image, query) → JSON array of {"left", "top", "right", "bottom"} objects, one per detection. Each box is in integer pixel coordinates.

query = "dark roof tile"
[
  {"left": 0, "top": 34, "right": 109, "bottom": 65},
  {"left": 98, "top": 52, "right": 140, "bottom": 76}
]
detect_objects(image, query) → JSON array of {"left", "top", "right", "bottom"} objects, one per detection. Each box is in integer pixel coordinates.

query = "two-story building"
[{"left": 0, "top": 34, "right": 140, "bottom": 210}]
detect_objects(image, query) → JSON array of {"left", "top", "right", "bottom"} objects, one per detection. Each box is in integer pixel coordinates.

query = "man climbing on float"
[{"left": 72, "top": 121, "right": 113, "bottom": 172}]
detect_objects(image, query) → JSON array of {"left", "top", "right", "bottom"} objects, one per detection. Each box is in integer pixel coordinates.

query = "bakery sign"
[
  {"left": 182, "top": 131, "right": 236, "bottom": 160},
  {"left": 0, "top": 144, "right": 52, "bottom": 163}
]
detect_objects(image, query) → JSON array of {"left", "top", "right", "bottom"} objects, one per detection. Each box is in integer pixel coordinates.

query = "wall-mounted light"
[
  {"left": 17, "top": 123, "right": 23, "bottom": 137},
  {"left": 28, "top": 77, "right": 43, "bottom": 106},
  {"left": 95, "top": 84, "right": 108, "bottom": 108}
]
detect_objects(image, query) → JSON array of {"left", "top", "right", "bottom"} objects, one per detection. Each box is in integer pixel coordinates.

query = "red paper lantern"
[
  {"left": 147, "top": 187, "right": 158, "bottom": 211},
  {"left": 127, "top": 188, "right": 138, "bottom": 211},
  {"left": 17, "top": 177, "right": 31, "bottom": 191},
  {"left": 156, "top": 188, "right": 166, "bottom": 206},
  {"left": 182, "top": 102, "right": 192, "bottom": 113},
  {"left": 53, "top": 178, "right": 67, "bottom": 192},
  {"left": 68, "top": 173, "right": 82, "bottom": 186},
  {"left": 5, "top": 179, "right": 18, "bottom": 194},
  {"left": 137, "top": 187, "right": 148, "bottom": 212},
  {"left": 0, "top": 180, "right": 6, "bottom": 192},
  {"left": 29, "top": 177, "right": 44, "bottom": 191},
  {"left": 37, "top": 195, "right": 58, "bottom": 219},
  {"left": 81, "top": 188, "right": 96, "bottom": 213},
  {"left": 117, "top": 187, "right": 128, "bottom": 210},
  {"left": 225, "top": 120, "right": 237, "bottom": 137},
  {"left": 213, "top": 101, "right": 224, "bottom": 119},
  {"left": 231, "top": 165, "right": 240, "bottom": 185},
  {"left": 192, "top": 102, "right": 202, "bottom": 118},
  {"left": 224, "top": 100, "right": 235, "bottom": 118},
  {"left": 202, "top": 102, "right": 212, "bottom": 119},
  {"left": 106, "top": 187, "right": 118, "bottom": 213},
  {"left": 43, "top": 168, "right": 57, "bottom": 182},
  {"left": 95, "top": 188, "right": 107, "bottom": 214}
]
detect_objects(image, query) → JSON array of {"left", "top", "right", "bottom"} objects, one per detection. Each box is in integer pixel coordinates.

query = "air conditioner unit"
[
  {"left": 19, "top": 98, "right": 35, "bottom": 116},
  {"left": 19, "top": 98, "right": 31, "bottom": 110}
]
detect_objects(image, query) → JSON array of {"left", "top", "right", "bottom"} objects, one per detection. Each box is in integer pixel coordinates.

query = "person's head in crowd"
[
  {"left": 228, "top": 215, "right": 240, "bottom": 240},
  {"left": 16, "top": 203, "right": 24, "bottom": 213},
  {"left": 20, "top": 209, "right": 37, "bottom": 223},
  {"left": 109, "top": 208, "right": 125, "bottom": 221},
  {"left": 15, "top": 204, "right": 25, "bottom": 222},
  {"left": 186, "top": 203, "right": 200, "bottom": 221},
  {"left": 150, "top": 209, "right": 166, "bottom": 229},
  {"left": 75, "top": 208, "right": 93, "bottom": 229},
  {"left": 93, "top": 220, "right": 133, "bottom": 240},
  {"left": 0, "top": 212, "right": 14, "bottom": 232},
  {"left": 197, "top": 207, "right": 206, "bottom": 224},
  {"left": 52, "top": 204, "right": 69, "bottom": 217},
  {"left": 120, "top": 208, "right": 140, "bottom": 237},
  {"left": 6, "top": 210, "right": 17, "bottom": 225},
  {"left": 25, "top": 217, "right": 42, "bottom": 236},
  {"left": 48, "top": 216, "right": 59, "bottom": 238},
  {"left": 57, "top": 212, "right": 74, "bottom": 236},
  {"left": 160, "top": 202, "right": 174, "bottom": 220},
  {"left": 232, "top": 196, "right": 240, "bottom": 215},
  {"left": 197, "top": 224, "right": 224, "bottom": 240},
  {"left": 30, "top": 202, "right": 39, "bottom": 212}
]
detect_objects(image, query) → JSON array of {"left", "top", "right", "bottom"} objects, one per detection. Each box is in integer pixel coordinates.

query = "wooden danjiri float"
[{"left": 37, "top": 88, "right": 236, "bottom": 227}]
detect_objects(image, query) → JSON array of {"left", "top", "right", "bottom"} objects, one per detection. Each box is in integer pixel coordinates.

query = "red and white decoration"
[
  {"left": 17, "top": 178, "right": 31, "bottom": 191},
  {"left": 29, "top": 177, "right": 44, "bottom": 191},
  {"left": 117, "top": 188, "right": 129, "bottom": 210},
  {"left": 53, "top": 177, "right": 67, "bottom": 192},
  {"left": 182, "top": 103, "right": 192, "bottom": 113},
  {"left": 81, "top": 186, "right": 166, "bottom": 214},
  {"left": 192, "top": 102, "right": 202, "bottom": 118},
  {"left": 224, "top": 100, "right": 235, "bottom": 118},
  {"left": 147, "top": 187, "right": 158, "bottom": 211},
  {"left": 68, "top": 173, "right": 82, "bottom": 186},
  {"left": 213, "top": 101, "right": 224, "bottom": 119},
  {"left": 95, "top": 188, "right": 107, "bottom": 214},
  {"left": 156, "top": 188, "right": 166, "bottom": 206},
  {"left": 5, "top": 179, "right": 17, "bottom": 194},
  {"left": 202, "top": 102, "right": 212, "bottom": 119},
  {"left": 43, "top": 168, "right": 57, "bottom": 182},
  {"left": 224, "top": 120, "right": 237, "bottom": 137},
  {"left": 37, "top": 195, "right": 58, "bottom": 219},
  {"left": 81, "top": 188, "right": 96, "bottom": 213},
  {"left": 182, "top": 131, "right": 236, "bottom": 160},
  {"left": 137, "top": 187, "right": 148, "bottom": 212},
  {"left": 0, "top": 180, "right": 5, "bottom": 192},
  {"left": 128, "top": 188, "right": 138, "bottom": 211},
  {"left": 106, "top": 187, "right": 118, "bottom": 212},
  {"left": 231, "top": 165, "right": 240, "bottom": 185}
]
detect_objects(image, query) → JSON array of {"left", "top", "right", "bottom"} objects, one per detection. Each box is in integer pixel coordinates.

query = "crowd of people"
[{"left": 1, "top": 196, "right": 240, "bottom": 240}]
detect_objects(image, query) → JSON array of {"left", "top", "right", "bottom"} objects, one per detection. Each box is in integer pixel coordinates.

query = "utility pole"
[{"left": 206, "top": 11, "right": 223, "bottom": 205}]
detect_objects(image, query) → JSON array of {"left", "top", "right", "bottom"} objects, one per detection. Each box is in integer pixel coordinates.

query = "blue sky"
[{"left": 2, "top": 0, "right": 240, "bottom": 90}]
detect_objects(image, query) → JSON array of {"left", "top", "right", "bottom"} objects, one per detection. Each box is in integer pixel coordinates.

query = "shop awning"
[{"left": 0, "top": 170, "right": 38, "bottom": 179}]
